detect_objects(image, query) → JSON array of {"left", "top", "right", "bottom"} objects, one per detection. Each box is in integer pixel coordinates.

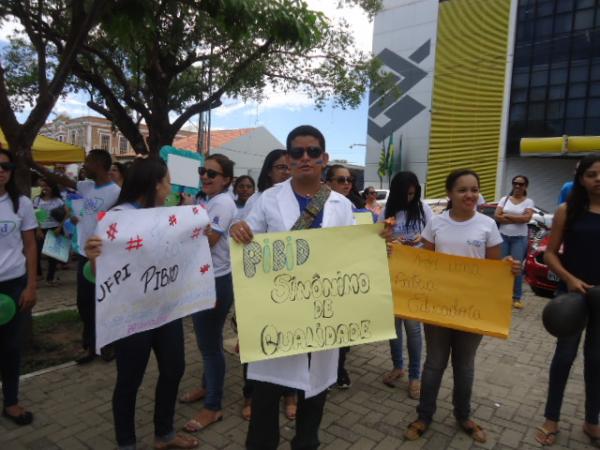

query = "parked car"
[
  {"left": 423, "top": 198, "right": 448, "bottom": 215},
  {"left": 477, "top": 202, "right": 553, "bottom": 241},
  {"left": 524, "top": 233, "right": 561, "bottom": 298}
]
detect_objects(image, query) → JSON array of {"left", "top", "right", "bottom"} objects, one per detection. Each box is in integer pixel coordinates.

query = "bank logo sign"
[{"left": 368, "top": 41, "right": 431, "bottom": 142}]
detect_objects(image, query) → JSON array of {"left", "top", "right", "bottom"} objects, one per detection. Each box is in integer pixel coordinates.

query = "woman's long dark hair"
[
  {"left": 565, "top": 154, "right": 600, "bottom": 230},
  {"left": 116, "top": 158, "right": 167, "bottom": 208},
  {"left": 257, "top": 149, "right": 287, "bottom": 192},
  {"left": 385, "top": 171, "right": 425, "bottom": 228},
  {"left": 39, "top": 178, "right": 62, "bottom": 199},
  {"left": 0, "top": 149, "right": 21, "bottom": 213},
  {"left": 445, "top": 169, "right": 480, "bottom": 210}
]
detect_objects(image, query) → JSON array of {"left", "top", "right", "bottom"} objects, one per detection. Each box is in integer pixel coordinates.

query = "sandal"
[
  {"left": 382, "top": 368, "right": 405, "bottom": 388},
  {"left": 535, "top": 426, "right": 559, "bottom": 446},
  {"left": 404, "top": 420, "right": 428, "bottom": 441},
  {"left": 179, "top": 388, "right": 206, "bottom": 404},
  {"left": 459, "top": 419, "right": 487, "bottom": 443},
  {"left": 583, "top": 426, "right": 600, "bottom": 448},
  {"left": 183, "top": 410, "right": 223, "bottom": 433},
  {"left": 241, "top": 398, "right": 251, "bottom": 421},
  {"left": 284, "top": 394, "right": 297, "bottom": 420},
  {"left": 2, "top": 408, "right": 33, "bottom": 426},
  {"left": 408, "top": 380, "right": 421, "bottom": 400},
  {"left": 155, "top": 433, "right": 199, "bottom": 449}
]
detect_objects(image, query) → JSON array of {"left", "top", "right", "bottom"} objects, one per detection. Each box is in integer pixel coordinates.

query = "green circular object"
[
  {"left": 35, "top": 208, "right": 49, "bottom": 224},
  {"left": 0, "top": 293, "right": 16, "bottom": 326},
  {"left": 83, "top": 261, "right": 96, "bottom": 284},
  {"left": 164, "top": 192, "right": 181, "bottom": 207}
]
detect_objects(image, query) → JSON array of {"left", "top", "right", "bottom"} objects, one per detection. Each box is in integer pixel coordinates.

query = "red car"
[{"left": 524, "top": 234, "right": 560, "bottom": 298}]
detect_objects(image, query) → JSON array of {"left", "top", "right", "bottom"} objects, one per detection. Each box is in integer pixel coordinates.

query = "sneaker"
[
  {"left": 336, "top": 371, "right": 351, "bottom": 389},
  {"left": 513, "top": 301, "right": 524, "bottom": 309}
]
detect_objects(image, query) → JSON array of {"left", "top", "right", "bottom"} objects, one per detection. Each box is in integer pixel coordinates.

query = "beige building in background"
[{"left": 40, "top": 115, "right": 194, "bottom": 158}]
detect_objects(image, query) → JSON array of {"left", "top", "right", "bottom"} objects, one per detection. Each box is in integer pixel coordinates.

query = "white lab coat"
[{"left": 244, "top": 178, "right": 354, "bottom": 397}]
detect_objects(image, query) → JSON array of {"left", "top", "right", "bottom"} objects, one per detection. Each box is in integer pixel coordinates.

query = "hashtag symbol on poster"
[
  {"left": 106, "top": 223, "right": 118, "bottom": 241},
  {"left": 199, "top": 264, "right": 210, "bottom": 274},
  {"left": 169, "top": 215, "right": 177, "bottom": 226},
  {"left": 126, "top": 235, "right": 144, "bottom": 251},
  {"left": 191, "top": 227, "right": 202, "bottom": 239}
]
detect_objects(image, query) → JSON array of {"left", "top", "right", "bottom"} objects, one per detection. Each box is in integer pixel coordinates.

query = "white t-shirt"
[
  {"left": 199, "top": 192, "right": 236, "bottom": 277},
  {"left": 74, "top": 180, "right": 120, "bottom": 256},
  {"left": 33, "top": 196, "right": 64, "bottom": 229},
  {"left": 421, "top": 210, "right": 503, "bottom": 259},
  {"left": 0, "top": 194, "right": 38, "bottom": 282},
  {"left": 377, "top": 201, "right": 433, "bottom": 242},
  {"left": 497, "top": 196, "right": 535, "bottom": 237}
]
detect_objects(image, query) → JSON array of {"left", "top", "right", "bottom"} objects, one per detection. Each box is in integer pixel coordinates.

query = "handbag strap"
[{"left": 291, "top": 184, "right": 331, "bottom": 231}]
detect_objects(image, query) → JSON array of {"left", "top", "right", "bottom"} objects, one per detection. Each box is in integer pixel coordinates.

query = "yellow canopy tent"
[
  {"left": 0, "top": 129, "right": 85, "bottom": 163},
  {"left": 521, "top": 135, "right": 600, "bottom": 156}
]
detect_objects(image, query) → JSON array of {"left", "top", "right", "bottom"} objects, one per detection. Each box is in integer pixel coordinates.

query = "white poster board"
[
  {"left": 94, "top": 205, "right": 216, "bottom": 352},
  {"left": 41, "top": 231, "right": 71, "bottom": 263},
  {"left": 167, "top": 153, "right": 201, "bottom": 189}
]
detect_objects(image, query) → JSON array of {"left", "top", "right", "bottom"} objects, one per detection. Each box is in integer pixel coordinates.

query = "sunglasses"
[
  {"left": 366, "top": 190, "right": 376, "bottom": 195},
  {"left": 0, "top": 162, "right": 16, "bottom": 171},
  {"left": 333, "top": 176, "right": 354, "bottom": 184},
  {"left": 198, "top": 167, "right": 224, "bottom": 179},
  {"left": 273, "top": 164, "right": 290, "bottom": 171},
  {"left": 512, "top": 181, "right": 526, "bottom": 187},
  {"left": 288, "top": 146, "right": 323, "bottom": 160}
]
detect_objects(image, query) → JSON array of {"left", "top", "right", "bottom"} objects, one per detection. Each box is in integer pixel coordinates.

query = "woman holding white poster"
[
  {"left": 84, "top": 158, "right": 198, "bottom": 450},
  {"left": 182, "top": 154, "right": 237, "bottom": 432},
  {"left": 403, "top": 169, "right": 519, "bottom": 444}
]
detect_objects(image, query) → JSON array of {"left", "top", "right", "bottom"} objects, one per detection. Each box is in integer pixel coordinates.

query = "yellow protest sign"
[
  {"left": 353, "top": 212, "right": 374, "bottom": 224},
  {"left": 389, "top": 244, "right": 513, "bottom": 339},
  {"left": 231, "top": 224, "right": 396, "bottom": 363}
]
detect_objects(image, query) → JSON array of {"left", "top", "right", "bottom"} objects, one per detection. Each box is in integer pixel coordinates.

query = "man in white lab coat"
[{"left": 230, "top": 125, "right": 354, "bottom": 450}]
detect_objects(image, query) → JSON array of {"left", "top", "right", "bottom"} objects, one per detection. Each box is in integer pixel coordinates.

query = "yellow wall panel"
[{"left": 426, "top": 0, "right": 512, "bottom": 199}]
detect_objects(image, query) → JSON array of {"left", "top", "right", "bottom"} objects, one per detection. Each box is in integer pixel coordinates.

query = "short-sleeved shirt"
[
  {"left": 0, "top": 194, "right": 38, "bottom": 282},
  {"left": 421, "top": 210, "right": 503, "bottom": 259},
  {"left": 74, "top": 180, "right": 120, "bottom": 256},
  {"left": 378, "top": 201, "right": 433, "bottom": 242},
  {"left": 199, "top": 192, "right": 237, "bottom": 277},
  {"left": 497, "top": 196, "right": 534, "bottom": 237},
  {"left": 558, "top": 181, "right": 573, "bottom": 204},
  {"left": 33, "top": 196, "right": 64, "bottom": 229}
]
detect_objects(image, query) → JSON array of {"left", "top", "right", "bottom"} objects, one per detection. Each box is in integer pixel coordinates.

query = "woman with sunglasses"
[
  {"left": 234, "top": 149, "right": 297, "bottom": 422},
  {"left": 363, "top": 186, "right": 383, "bottom": 221},
  {"left": 183, "top": 154, "right": 237, "bottom": 432},
  {"left": 0, "top": 149, "right": 37, "bottom": 426},
  {"left": 84, "top": 158, "right": 198, "bottom": 450},
  {"left": 379, "top": 171, "right": 432, "bottom": 399},
  {"left": 535, "top": 154, "right": 600, "bottom": 447},
  {"left": 495, "top": 175, "right": 534, "bottom": 309}
]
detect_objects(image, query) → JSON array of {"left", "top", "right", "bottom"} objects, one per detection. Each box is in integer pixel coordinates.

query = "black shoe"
[
  {"left": 336, "top": 371, "right": 351, "bottom": 389},
  {"left": 2, "top": 408, "right": 33, "bottom": 426},
  {"left": 76, "top": 353, "right": 96, "bottom": 365}
]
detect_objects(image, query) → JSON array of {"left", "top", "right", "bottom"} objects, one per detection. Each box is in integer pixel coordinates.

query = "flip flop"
[
  {"left": 382, "top": 368, "right": 405, "bottom": 388},
  {"left": 183, "top": 411, "right": 223, "bottom": 433},
  {"left": 404, "top": 420, "right": 428, "bottom": 441},
  {"left": 155, "top": 433, "right": 199, "bottom": 449},
  {"left": 459, "top": 420, "right": 487, "bottom": 443},
  {"left": 179, "top": 388, "right": 206, "bottom": 404},
  {"left": 535, "top": 426, "right": 559, "bottom": 446},
  {"left": 583, "top": 427, "right": 600, "bottom": 448}
]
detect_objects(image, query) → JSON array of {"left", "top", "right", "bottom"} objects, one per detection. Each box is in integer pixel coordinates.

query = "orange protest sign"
[{"left": 389, "top": 243, "right": 514, "bottom": 339}]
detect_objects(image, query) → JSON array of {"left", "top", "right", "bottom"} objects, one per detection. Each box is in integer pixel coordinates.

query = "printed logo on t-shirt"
[
  {"left": 212, "top": 216, "right": 220, "bottom": 226},
  {"left": 467, "top": 239, "right": 484, "bottom": 248},
  {"left": 0, "top": 221, "right": 17, "bottom": 238},
  {"left": 80, "top": 197, "right": 105, "bottom": 216}
]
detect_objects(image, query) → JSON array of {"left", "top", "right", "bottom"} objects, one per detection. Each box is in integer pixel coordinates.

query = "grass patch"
[{"left": 21, "top": 309, "right": 82, "bottom": 374}]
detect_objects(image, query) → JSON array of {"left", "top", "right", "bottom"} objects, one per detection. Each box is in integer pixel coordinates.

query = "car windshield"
[{"left": 375, "top": 191, "right": 387, "bottom": 200}]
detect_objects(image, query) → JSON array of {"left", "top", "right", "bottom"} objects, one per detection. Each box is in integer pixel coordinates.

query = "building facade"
[{"left": 366, "top": 0, "right": 600, "bottom": 210}]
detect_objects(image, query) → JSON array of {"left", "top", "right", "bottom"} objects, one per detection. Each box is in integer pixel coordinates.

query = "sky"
[{"left": 0, "top": 3, "right": 374, "bottom": 165}]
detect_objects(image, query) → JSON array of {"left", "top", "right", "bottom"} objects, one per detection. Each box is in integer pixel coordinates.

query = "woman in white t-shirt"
[
  {"left": 33, "top": 178, "right": 65, "bottom": 285},
  {"left": 495, "top": 175, "right": 534, "bottom": 309},
  {"left": 404, "top": 169, "right": 520, "bottom": 444},
  {"left": 0, "top": 149, "right": 37, "bottom": 426},
  {"left": 378, "top": 171, "right": 432, "bottom": 399},
  {"left": 182, "top": 154, "right": 237, "bottom": 432}
]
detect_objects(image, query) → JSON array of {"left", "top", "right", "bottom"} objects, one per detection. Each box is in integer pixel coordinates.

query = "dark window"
[
  {"left": 529, "top": 102, "right": 546, "bottom": 120},
  {"left": 591, "top": 64, "right": 600, "bottom": 80},
  {"left": 554, "top": 13, "right": 573, "bottom": 33},
  {"left": 510, "top": 104, "right": 527, "bottom": 121},
  {"left": 574, "top": 9, "right": 595, "bottom": 30},
  {"left": 570, "top": 63, "right": 590, "bottom": 82},
  {"left": 550, "top": 67, "right": 568, "bottom": 84},
  {"left": 530, "top": 86, "right": 547, "bottom": 101},
  {"left": 576, "top": 0, "right": 595, "bottom": 9},
  {"left": 590, "top": 81, "right": 600, "bottom": 96},
  {"left": 585, "top": 119, "right": 600, "bottom": 134},
  {"left": 565, "top": 118, "right": 584, "bottom": 134},
  {"left": 535, "top": 17, "right": 554, "bottom": 38},
  {"left": 513, "top": 71, "right": 530, "bottom": 88},
  {"left": 556, "top": 0, "right": 575, "bottom": 13},
  {"left": 531, "top": 69, "right": 549, "bottom": 86},
  {"left": 588, "top": 98, "right": 600, "bottom": 116},
  {"left": 511, "top": 88, "right": 528, "bottom": 102},
  {"left": 566, "top": 99, "right": 586, "bottom": 118},
  {"left": 568, "top": 82, "right": 588, "bottom": 98},
  {"left": 537, "top": 0, "right": 555, "bottom": 16},
  {"left": 549, "top": 84, "right": 567, "bottom": 99},
  {"left": 547, "top": 101, "right": 565, "bottom": 119},
  {"left": 547, "top": 119, "right": 565, "bottom": 134}
]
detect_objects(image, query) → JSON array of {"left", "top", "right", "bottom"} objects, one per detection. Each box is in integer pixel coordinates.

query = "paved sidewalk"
[{"left": 1, "top": 287, "right": 594, "bottom": 450}]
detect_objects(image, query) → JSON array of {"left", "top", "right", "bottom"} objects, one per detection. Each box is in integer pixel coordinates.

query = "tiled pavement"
[{"left": 1, "top": 275, "right": 594, "bottom": 450}]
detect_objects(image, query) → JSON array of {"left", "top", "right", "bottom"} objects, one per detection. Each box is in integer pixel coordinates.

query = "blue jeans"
[
  {"left": 500, "top": 234, "right": 528, "bottom": 300},
  {"left": 191, "top": 273, "right": 234, "bottom": 411},
  {"left": 544, "top": 292, "right": 600, "bottom": 424},
  {"left": 389, "top": 317, "right": 422, "bottom": 380}
]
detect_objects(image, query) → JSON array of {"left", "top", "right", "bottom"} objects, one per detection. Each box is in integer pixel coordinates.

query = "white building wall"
[{"left": 366, "top": 0, "right": 439, "bottom": 188}]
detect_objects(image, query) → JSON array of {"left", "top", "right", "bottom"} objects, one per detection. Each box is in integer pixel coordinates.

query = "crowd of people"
[{"left": 0, "top": 127, "right": 599, "bottom": 449}]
